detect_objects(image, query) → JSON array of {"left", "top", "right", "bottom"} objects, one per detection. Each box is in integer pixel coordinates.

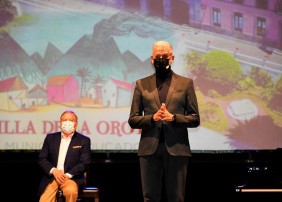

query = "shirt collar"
[{"left": 61, "top": 132, "right": 74, "bottom": 140}]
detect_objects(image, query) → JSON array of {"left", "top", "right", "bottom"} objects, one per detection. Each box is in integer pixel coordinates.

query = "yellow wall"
[
  {"left": 8, "top": 99, "right": 20, "bottom": 111},
  {"left": 0, "top": 93, "right": 9, "bottom": 110}
]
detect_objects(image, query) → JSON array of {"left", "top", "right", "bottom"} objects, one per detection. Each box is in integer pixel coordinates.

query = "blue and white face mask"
[{"left": 61, "top": 120, "right": 75, "bottom": 134}]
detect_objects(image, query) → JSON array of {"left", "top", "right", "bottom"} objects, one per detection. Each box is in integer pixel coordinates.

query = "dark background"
[{"left": 1, "top": 149, "right": 281, "bottom": 202}]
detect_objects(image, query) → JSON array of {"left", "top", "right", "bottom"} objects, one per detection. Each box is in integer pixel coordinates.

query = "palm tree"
[
  {"left": 76, "top": 67, "right": 92, "bottom": 97},
  {"left": 92, "top": 75, "right": 105, "bottom": 86},
  {"left": 91, "top": 75, "right": 105, "bottom": 104}
]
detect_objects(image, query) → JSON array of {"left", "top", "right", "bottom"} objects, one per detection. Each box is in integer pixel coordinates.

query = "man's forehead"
[
  {"left": 61, "top": 112, "right": 75, "bottom": 119},
  {"left": 153, "top": 41, "right": 172, "bottom": 54}
]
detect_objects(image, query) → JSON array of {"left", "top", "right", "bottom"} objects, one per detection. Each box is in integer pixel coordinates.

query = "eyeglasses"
[
  {"left": 61, "top": 118, "right": 76, "bottom": 122},
  {"left": 155, "top": 54, "right": 171, "bottom": 60}
]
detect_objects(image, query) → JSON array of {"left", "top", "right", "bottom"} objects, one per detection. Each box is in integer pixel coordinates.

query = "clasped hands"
[
  {"left": 52, "top": 168, "right": 69, "bottom": 185},
  {"left": 153, "top": 103, "right": 174, "bottom": 122}
]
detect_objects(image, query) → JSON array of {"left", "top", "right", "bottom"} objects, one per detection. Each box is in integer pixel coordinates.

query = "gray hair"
[{"left": 60, "top": 110, "right": 78, "bottom": 122}]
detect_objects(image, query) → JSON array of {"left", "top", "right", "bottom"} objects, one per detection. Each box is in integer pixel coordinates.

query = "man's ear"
[
  {"left": 151, "top": 55, "right": 154, "bottom": 64},
  {"left": 169, "top": 55, "right": 175, "bottom": 64}
]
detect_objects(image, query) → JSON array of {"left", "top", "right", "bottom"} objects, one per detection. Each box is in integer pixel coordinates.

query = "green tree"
[
  {"left": 268, "top": 75, "right": 282, "bottom": 112},
  {"left": 250, "top": 66, "right": 274, "bottom": 88},
  {"left": 237, "top": 76, "right": 256, "bottom": 92},
  {"left": 0, "top": 0, "right": 14, "bottom": 27},
  {"left": 275, "top": 75, "right": 282, "bottom": 94},
  {"left": 227, "top": 116, "right": 282, "bottom": 149},
  {"left": 185, "top": 50, "right": 207, "bottom": 76},
  {"left": 203, "top": 50, "right": 242, "bottom": 87}
]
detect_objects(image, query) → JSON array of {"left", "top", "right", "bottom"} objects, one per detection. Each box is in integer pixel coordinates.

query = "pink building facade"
[
  {"left": 47, "top": 75, "right": 79, "bottom": 102},
  {"left": 201, "top": 0, "right": 282, "bottom": 50}
]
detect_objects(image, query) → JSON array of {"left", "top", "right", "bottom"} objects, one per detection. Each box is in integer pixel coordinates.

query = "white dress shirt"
[{"left": 50, "top": 132, "right": 73, "bottom": 178}]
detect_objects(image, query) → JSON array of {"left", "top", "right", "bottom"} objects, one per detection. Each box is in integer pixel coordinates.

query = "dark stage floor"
[{"left": 1, "top": 149, "right": 281, "bottom": 202}]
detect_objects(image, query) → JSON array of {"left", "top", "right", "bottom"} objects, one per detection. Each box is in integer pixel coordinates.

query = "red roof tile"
[{"left": 111, "top": 78, "right": 133, "bottom": 91}]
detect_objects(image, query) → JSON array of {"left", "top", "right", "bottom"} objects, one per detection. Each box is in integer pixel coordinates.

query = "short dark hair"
[{"left": 60, "top": 110, "right": 78, "bottom": 122}]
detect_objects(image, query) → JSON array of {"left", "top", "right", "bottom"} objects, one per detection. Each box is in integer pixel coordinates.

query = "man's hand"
[
  {"left": 153, "top": 103, "right": 165, "bottom": 121},
  {"left": 52, "top": 168, "right": 69, "bottom": 185},
  {"left": 153, "top": 103, "right": 174, "bottom": 122}
]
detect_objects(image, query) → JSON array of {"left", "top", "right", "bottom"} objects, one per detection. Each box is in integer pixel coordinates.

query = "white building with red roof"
[
  {"left": 0, "top": 77, "right": 28, "bottom": 111},
  {"left": 102, "top": 78, "right": 134, "bottom": 107}
]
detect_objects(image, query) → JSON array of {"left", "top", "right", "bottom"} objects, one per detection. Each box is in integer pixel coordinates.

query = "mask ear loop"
[
  {"left": 166, "top": 57, "right": 171, "bottom": 69},
  {"left": 167, "top": 54, "right": 174, "bottom": 69}
]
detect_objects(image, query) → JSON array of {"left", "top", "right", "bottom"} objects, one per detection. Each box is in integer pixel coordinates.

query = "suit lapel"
[
  {"left": 165, "top": 73, "right": 177, "bottom": 107},
  {"left": 151, "top": 74, "right": 162, "bottom": 108},
  {"left": 54, "top": 132, "right": 61, "bottom": 166},
  {"left": 64, "top": 132, "right": 77, "bottom": 169}
]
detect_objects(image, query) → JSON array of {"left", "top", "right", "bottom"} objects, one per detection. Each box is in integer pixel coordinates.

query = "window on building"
[
  {"left": 233, "top": 0, "right": 243, "bottom": 5},
  {"left": 277, "top": 0, "right": 282, "bottom": 13},
  {"left": 212, "top": 8, "right": 221, "bottom": 27},
  {"left": 256, "top": 17, "right": 266, "bottom": 37},
  {"left": 255, "top": 0, "right": 268, "bottom": 9},
  {"left": 234, "top": 12, "right": 243, "bottom": 32}
]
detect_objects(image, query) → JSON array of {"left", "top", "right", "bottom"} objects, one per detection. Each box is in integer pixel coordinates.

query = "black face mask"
[{"left": 153, "top": 57, "right": 171, "bottom": 77}]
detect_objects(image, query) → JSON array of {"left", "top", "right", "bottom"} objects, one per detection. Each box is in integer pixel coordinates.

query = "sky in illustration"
[{"left": 0, "top": 0, "right": 281, "bottom": 151}]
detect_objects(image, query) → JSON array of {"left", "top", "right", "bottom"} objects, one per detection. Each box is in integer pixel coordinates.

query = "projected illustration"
[{"left": 0, "top": 0, "right": 282, "bottom": 151}]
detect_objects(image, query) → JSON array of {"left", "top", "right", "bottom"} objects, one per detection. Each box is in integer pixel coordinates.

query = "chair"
[
  {"left": 57, "top": 172, "right": 99, "bottom": 202},
  {"left": 78, "top": 187, "right": 99, "bottom": 202}
]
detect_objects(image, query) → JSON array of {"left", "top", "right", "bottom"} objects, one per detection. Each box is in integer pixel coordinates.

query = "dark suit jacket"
[
  {"left": 38, "top": 131, "right": 91, "bottom": 195},
  {"left": 128, "top": 72, "right": 200, "bottom": 156}
]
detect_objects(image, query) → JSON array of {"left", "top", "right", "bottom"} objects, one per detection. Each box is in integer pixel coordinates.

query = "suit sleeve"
[
  {"left": 173, "top": 79, "right": 200, "bottom": 128},
  {"left": 38, "top": 135, "right": 56, "bottom": 175},
  {"left": 67, "top": 137, "right": 91, "bottom": 177},
  {"left": 128, "top": 80, "right": 154, "bottom": 129}
]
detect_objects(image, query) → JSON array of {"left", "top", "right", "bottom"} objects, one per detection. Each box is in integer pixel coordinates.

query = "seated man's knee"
[{"left": 63, "top": 182, "right": 78, "bottom": 197}]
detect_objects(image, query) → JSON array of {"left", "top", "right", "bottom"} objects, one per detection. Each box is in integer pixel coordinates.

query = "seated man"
[{"left": 38, "top": 110, "right": 91, "bottom": 202}]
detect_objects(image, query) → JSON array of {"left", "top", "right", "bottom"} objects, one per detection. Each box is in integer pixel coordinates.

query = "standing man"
[
  {"left": 128, "top": 41, "right": 200, "bottom": 202},
  {"left": 38, "top": 110, "right": 91, "bottom": 202}
]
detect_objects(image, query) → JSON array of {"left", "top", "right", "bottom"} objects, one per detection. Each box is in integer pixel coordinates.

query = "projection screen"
[{"left": 0, "top": 0, "right": 282, "bottom": 151}]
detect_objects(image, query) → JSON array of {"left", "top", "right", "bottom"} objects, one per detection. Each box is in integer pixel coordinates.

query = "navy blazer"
[
  {"left": 128, "top": 72, "right": 200, "bottom": 156},
  {"left": 38, "top": 131, "right": 91, "bottom": 195}
]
